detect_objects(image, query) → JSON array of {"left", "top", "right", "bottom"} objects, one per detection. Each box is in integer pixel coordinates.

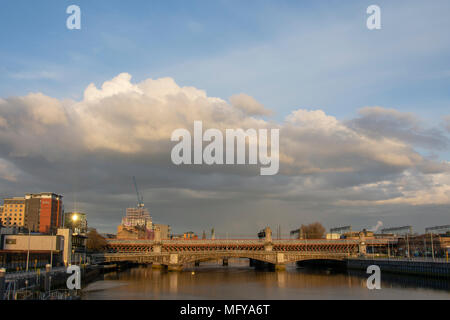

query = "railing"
[
  {"left": 5, "top": 266, "right": 66, "bottom": 280},
  {"left": 106, "top": 239, "right": 376, "bottom": 245},
  {"left": 40, "top": 289, "right": 80, "bottom": 300},
  {"left": 355, "top": 256, "right": 450, "bottom": 263},
  {"left": 3, "top": 280, "right": 17, "bottom": 300}
]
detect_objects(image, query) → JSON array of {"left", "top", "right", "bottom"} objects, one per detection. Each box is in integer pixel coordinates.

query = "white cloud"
[{"left": 229, "top": 93, "right": 272, "bottom": 116}]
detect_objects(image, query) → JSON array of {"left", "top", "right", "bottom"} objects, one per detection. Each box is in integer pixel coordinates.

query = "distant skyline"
[{"left": 0, "top": 0, "right": 449, "bottom": 235}]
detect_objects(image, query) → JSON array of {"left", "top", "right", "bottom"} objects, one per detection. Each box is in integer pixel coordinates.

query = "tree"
[
  {"left": 86, "top": 229, "right": 108, "bottom": 252},
  {"left": 300, "top": 222, "right": 326, "bottom": 239}
]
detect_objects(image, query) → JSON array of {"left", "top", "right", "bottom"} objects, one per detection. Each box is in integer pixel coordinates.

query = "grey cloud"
[
  {"left": 348, "top": 107, "right": 449, "bottom": 151},
  {"left": 0, "top": 74, "right": 449, "bottom": 234},
  {"left": 444, "top": 115, "right": 450, "bottom": 133}
]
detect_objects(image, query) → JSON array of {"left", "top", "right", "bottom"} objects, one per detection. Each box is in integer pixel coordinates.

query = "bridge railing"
[{"left": 106, "top": 238, "right": 386, "bottom": 245}]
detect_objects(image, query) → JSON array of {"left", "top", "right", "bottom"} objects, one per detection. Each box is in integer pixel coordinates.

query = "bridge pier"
[
  {"left": 273, "top": 264, "right": 286, "bottom": 271},
  {"left": 151, "top": 263, "right": 164, "bottom": 269},
  {"left": 167, "top": 265, "right": 183, "bottom": 272},
  {"left": 274, "top": 253, "right": 286, "bottom": 271}
]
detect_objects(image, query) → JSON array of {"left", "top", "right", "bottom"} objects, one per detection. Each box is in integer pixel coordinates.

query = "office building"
[
  {"left": 64, "top": 212, "right": 88, "bottom": 234},
  {"left": 0, "top": 197, "right": 26, "bottom": 227},
  {"left": 25, "top": 193, "right": 63, "bottom": 234}
]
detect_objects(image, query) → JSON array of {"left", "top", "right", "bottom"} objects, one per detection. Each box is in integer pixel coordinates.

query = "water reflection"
[{"left": 82, "top": 259, "right": 450, "bottom": 300}]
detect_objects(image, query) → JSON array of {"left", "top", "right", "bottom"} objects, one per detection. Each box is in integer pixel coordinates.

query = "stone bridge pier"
[
  {"left": 263, "top": 227, "right": 286, "bottom": 270},
  {"left": 167, "top": 253, "right": 183, "bottom": 271}
]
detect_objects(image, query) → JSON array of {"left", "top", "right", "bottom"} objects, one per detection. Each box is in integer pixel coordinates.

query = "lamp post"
[
  {"left": 26, "top": 229, "right": 31, "bottom": 272},
  {"left": 406, "top": 233, "right": 410, "bottom": 260},
  {"left": 430, "top": 232, "right": 435, "bottom": 261}
]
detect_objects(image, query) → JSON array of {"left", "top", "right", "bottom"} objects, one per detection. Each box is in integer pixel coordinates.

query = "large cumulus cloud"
[{"left": 0, "top": 73, "right": 449, "bottom": 234}]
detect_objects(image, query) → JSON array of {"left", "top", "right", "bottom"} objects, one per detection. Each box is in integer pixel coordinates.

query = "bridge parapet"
[{"left": 106, "top": 238, "right": 388, "bottom": 245}]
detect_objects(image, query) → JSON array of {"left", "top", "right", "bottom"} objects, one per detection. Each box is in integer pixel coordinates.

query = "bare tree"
[
  {"left": 86, "top": 228, "right": 108, "bottom": 252},
  {"left": 300, "top": 222, "right": 326, "bottom": 239}
]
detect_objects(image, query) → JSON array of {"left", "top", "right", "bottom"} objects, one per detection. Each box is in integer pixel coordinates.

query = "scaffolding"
[
  {"left": 425, "top": 225, "right": 450, "bottom": 234},
  {"left": 381, "top": 226, "right": 413, "bottom": 236},
  {"left": 330, "top": 226, "right": 352, "bottom": 235}
]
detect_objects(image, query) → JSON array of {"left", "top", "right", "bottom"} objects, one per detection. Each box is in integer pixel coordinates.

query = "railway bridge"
[{"left": 92, "top": 232, "right": 391, "bottom": 271}]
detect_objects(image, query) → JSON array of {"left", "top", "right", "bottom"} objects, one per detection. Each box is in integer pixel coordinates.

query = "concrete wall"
[
  {"left": 57, "top": 228, "right": 72, "bottom": 266},
  {"left": 154, "top": 224, "right": 170, "bottom": 240},
  {"left": 347, "top": 258, "right": 450, "bottom": 278},
  {"left": 3, "top": 234, "right": 63, "bottom": 251}
]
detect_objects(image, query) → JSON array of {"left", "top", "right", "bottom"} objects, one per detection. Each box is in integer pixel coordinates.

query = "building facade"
[
  {"left": 24, "top": 193, "right": 63, "bottom": 234},
  {"left": 117, "top": 206, "right": 153, "bottom": 240},
  {"left": 153, "top": 223, "right": 171, "bottom": 240},
  {"left": 64, "top": 212, "right": 88, "bottom": 234},
  {"left": 0, "top": 197, "right": 26, "bottom": 227},
  {"left": 122, "top": 207, "right": 152, "bottom": 229},
  {"left": 0, "top": 234, "right": 64, "bottom": 271}
]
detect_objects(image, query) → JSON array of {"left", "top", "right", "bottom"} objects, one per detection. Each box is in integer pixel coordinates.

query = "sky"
[{"left": 0, "top": 0, "right": 449, "bottom": 236}]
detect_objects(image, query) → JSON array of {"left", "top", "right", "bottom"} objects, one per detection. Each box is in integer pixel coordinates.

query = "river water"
[{"left": 81, "top": 259, "right": 450, "bottom": 300}]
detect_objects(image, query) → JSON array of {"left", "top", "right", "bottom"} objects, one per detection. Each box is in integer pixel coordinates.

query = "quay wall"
[{"left": 347, "top": 258, "right": 450, "bottom": 278}]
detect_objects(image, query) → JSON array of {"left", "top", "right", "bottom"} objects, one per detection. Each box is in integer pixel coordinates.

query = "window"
[{"left": 6, "top": 239, "right": 16, "bottom": 244}]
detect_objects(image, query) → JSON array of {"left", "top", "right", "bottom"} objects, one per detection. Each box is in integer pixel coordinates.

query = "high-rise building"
[
  {"left": 24, "top": 193, "right": 63, "bottom": 234},
  {"left": 122, "top": 207, "right": 152, "bottom": 230},
  {"left": 117, "top": 206, "right": 153, "bottom": 240},
  {"left": 0, "top": 197, "right": 26, "bottom": 227}
]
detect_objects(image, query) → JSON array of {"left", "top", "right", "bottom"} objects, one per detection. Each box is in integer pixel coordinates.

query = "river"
[{"left": 81, "top": 259, "right": 450, "bottom": 300}]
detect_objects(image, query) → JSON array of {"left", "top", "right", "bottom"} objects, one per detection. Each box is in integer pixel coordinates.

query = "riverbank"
[
  {"left": 0, "top": 263, "right": 131, "bottom": 300},
  {"left": 347, "top": 258, "right": 450, "bottom": 278}
]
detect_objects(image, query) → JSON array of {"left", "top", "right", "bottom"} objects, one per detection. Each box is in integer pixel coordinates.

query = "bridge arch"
[{"left": 178, "top": 252, "right": 276, "bottom": 265}]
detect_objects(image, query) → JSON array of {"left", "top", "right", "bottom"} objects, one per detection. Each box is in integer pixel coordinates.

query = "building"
[
  {"left": 183, "top": 231, "right": 198, "bottom": 240},
  {"left": 122, "top": 207, "right": 152, "bottom": 230},
  {"left": 64, "top": 212, "right": 88, "bottom": 234},
  {"left": 63, "top": 212, "right": 88, "bottom": 264},
  {"left": 0, "top": 233, "right": 64, "bottom": 271},
  {"left": 25, "top": 193, "right": 63, "bottom": 234},
  {"left": 342, "top": 229, "right": 375, "bottom": 240},
  {"left": 0, "top": 197, "right": 26, "bottom": 227},
  {"left": 117, "top": 206, "right": 153, "bottom": 240},
  {"left": 57, "top": 228, "right": 72, "bottom": 266},
  {"left": 153, "top": 223, "right": 171, "bottom": 240},
  {"left": 117, "top": 224, "right": 150, "bottom": 240},
  {"left": 397, "top": 233, "right": 450, "bottom": 258}
]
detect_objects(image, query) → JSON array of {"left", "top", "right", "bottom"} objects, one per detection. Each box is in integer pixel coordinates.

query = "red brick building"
[{"left": 24, "top": 193, "right": 63, "bottom": 234}]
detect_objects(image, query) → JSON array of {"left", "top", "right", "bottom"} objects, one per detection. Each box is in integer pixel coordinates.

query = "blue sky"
[{"left": 1, "top": 0, "right": 450, "bottom": 123}]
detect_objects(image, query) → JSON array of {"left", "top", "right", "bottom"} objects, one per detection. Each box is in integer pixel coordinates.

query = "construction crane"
[{"left": 132, "top": 176, "right": 144, "bottom": 208}]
